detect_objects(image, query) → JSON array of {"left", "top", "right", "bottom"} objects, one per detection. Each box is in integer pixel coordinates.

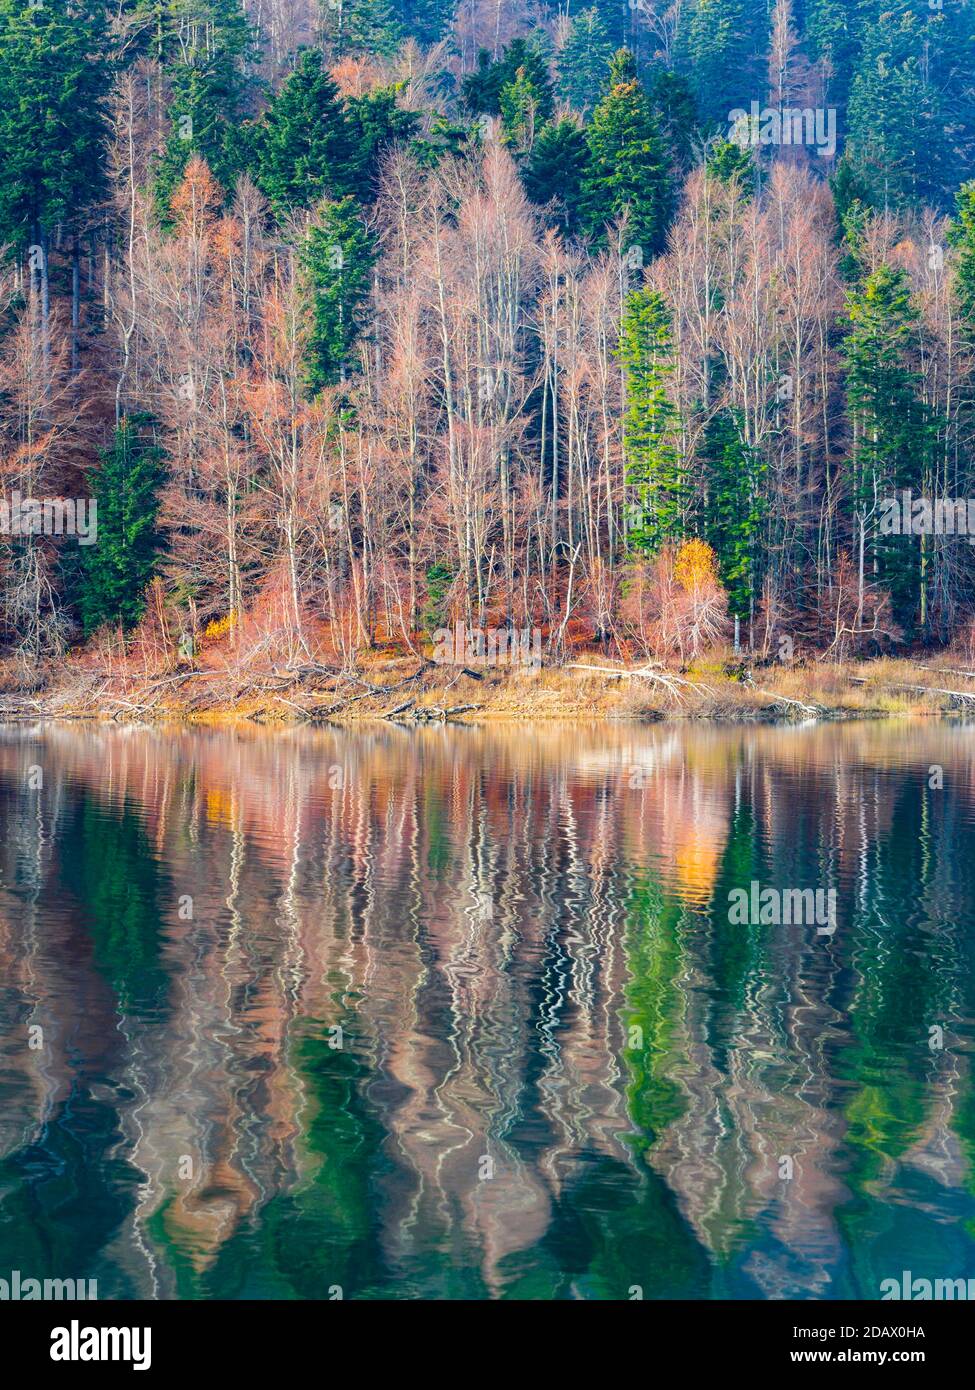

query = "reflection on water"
[{"left": 1, "top": 721, "right": 974, "bottom": 1300}]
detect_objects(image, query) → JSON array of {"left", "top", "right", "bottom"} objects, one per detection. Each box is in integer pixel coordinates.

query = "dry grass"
[{"left": 3, "top": 650, "right": 975, "bottom": 724}]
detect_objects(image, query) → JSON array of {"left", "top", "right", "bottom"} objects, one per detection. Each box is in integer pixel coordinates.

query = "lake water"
[{"left": 1, "top": 720, "right": 974, "bottom": 1300}]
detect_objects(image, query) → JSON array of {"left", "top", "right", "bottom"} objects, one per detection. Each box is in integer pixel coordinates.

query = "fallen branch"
[
  {"left": 851, "top": 678, "right": 975, "bottom": 707},
  {"left": 566, "top": 662, "right": 712, "bottom": 701},
  {"left": 383, "top": 698, "right": 416, "bottom": 718},
  {"left": 751, "top": 690, "right": 826, "bottom": 717}
]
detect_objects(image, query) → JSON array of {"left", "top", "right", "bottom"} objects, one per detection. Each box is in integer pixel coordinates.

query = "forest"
[{"left": 2, "top": 0, "right": 975, "bottom": 684}]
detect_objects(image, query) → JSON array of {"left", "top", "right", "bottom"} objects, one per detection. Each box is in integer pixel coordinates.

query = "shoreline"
[{"left": 4, "top": 656, "right": 975, "bottom": 727}]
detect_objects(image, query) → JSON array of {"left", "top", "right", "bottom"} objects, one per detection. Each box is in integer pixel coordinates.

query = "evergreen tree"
[
  {"left": 845, "top": 7, "right": 929, "bottom": 211},
  {"left": 678, "top": 0, "right": 768, "bottom": 130},
  {"left": 558, "top": 7, "right": 615, "bottom": 115},
  {"left": 846, "top": 3, "right": 975, "bottom": 212},
  {"left": 952, "top": 181, "right": 975, "bottom": 331},
  {"left": 618, "top": 288, "right": 687, "bottom": 552},
  {"left": 155, "top": 67, "right": 249, "bottom": 216},
  {"left": 842, "top": 263, "right": 938, "bottom": 628},
  {"left": 252, "top": 49, "right": 358, "bottom": 219},
  {"left": 706, "top": 137, "right": 754, "bottom": 188},
  {"left": 522, "top": 118, "right": 589, "bottom": 235},
  {"left": 649, "top": 69, "right": 699, "bottom": 175},
  {"left": 321, "top": 0, "right": 404, "bottom": 57},
  {"left": 581, "top": 50, "right": 673, "bottom": 254},
  {"left": 345, "top": 85, "right": 422, "bottom": 198},
  {"left": 499, "top": 66, "right": 551, "bottom": 154},
  {"left": 0, "top": 0, "right": 111, "bottom": 249},
  {"left": 148, "top": 0, "right": 255, "bottom": 216},
  {"left": 302, "top": 198, "right": 377, "bottom": 395},
  {"left": 79, "top": 420, "right": 165, "bottom": 635},
  {"left": 804, "top": 0, "right": 862, "bottom": 111},
  {"left": 699, "top": 409, "right": 765, "bottom": 618},
  {"left": 462, "top": 37, "right": 554, "bottom": 119},
  {"left": 400, "top": 0, "right": 454, "bottom": 45}
]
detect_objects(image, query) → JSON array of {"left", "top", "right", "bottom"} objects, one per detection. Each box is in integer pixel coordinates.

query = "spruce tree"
[
  {"left": 253, "top": 49, "right": 358, "bottom": 219},
  {"left": 148, "top": 0, "right": 255, "bottom": 216},
  {"left": 321, "top": 0, "right": 404, "bottom": 58},
  {"left": 842, "top": 263, "right": 938, "bottom": 628},
  {"left": 678, "top": 0, "right": 768, "bottom": 130},
  {"left": 649, "top": 70, "right": 699, "bottom": 176},
  {"left": 400, "top": 0, "right": 454, "bottom": 46},
  {"left": 618, "top": 288, "right": 687, "bottom": 552},
  {"left": 581, "top": 50, "right": 672, "bottom": 255},
  {"left": 706, "top": 137, "right": 754, "bottom": 188},
  {"left": 845, "top": 8, "right": 929, "bottom": 211},
  {"left": 522, "top": 118, "right": 590, "bottom": 236},
  {"left": 699, "top": 409, "right": 765, "bottom": 619},
  {"left": 302, "top": 198, "right": 377, "bottom": 395},
  {"left": 846, "top": 3, "right": 975, "bottom": 212},
  {"left": 0, "top": 0, "right": 111, "bottom": 249},
  {"left": 462, "top": 37, "right": 554, "bottom": 119},
  {"left": 345, "top": 86, "right": 422, "bottom": 199},
  {"left": 79, "top": 420, "right": 165, "bottom": 635},
  {"left": 952, "top": 181, "right": 975, "bottom": 330},
  {"left": 558, "top": 7, "right": 614, "bottom": 116},
  {"left": 499, "top": 66, "right": 551, "bottom": 154}
]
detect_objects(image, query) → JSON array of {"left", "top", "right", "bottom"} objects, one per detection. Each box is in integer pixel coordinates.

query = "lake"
[{"left": 1, "top": 720, "right": 974, "bottom": 1300}]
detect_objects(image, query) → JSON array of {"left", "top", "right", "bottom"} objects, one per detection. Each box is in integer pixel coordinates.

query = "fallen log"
[
  {"left": 751, "top": 690, "right": 827, "bottom": 717},
  {"left": 566, "top": 662, "right": 711, "bottom": 701},
  {"left": 383, "top": 698, "right": 416, "bottom": 718},
  {"left": 861, "top": 680, "right": 975, "bottom": 707}
]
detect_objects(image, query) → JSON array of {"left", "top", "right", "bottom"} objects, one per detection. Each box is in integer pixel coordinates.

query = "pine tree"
[
  {"left": 618, "top": 288, "right": 687, "bottom": 552},
  {"left": 522, "top": 118, "right": 590, "bottom": 235},
  {"left": 302, "top": 198, "right": 377, "bottom": 395},
  {"left": 79, "top": 420, "right": 165, "bottom": 635},
  {"left": 581, "top": 50, "right": 673, "bottom": 255},
  {"left": 253, "top": 49, "right": 358, "bottom": 219},
  {"left": 558, "top": 7, "right": 614, "bottom": 116},
  {"left": 699, "top": 409, "right": 765, "bottom": 618}
]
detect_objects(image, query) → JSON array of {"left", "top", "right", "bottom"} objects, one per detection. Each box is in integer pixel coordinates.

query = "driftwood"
[
  {"left": 916, "top": 665, "right": 975, "bottom": 681},
  {"left": 851, "top": 677, "right": 975, "bottom": 707},
  {"left": 750, "top": 690, "right": 826, "bottom": 718},
  {"left": 566, "top": 662, "right": 712, "bottom": 701},
  {"left": 383, "top": 698, "right": 416, "bottom": 718}
]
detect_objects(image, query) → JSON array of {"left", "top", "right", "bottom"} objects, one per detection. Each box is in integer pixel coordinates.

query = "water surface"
[{"left": 1, "top": 720, "right": 974, "bottom": 1300}]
